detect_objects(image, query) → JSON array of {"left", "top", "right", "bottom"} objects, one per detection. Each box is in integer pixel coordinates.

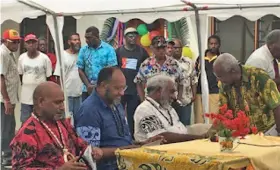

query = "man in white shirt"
[
  {"left": 54, "top": 33, "right": 82, "bottom": 116},
  {"left": 246, "top": 29, "right": 280, "bottom": 90},
  {"left": 134, "top": 74, "right": 209, "bottom": 143},
  {"left": 18, "top": 34, "right": 52, "bottom": 123}
]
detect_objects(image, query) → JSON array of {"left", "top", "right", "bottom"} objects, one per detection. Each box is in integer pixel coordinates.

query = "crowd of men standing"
[{"left": 1, "top": 25, "right": 280, "bottom": 170}]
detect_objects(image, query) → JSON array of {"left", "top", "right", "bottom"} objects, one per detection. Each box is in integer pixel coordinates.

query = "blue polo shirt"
[
  {"left": 74, "top": 90, "right": 133, "bottom": 170},
  {"left": 76, "top": 41, "right": 117, "bottom": 92}
]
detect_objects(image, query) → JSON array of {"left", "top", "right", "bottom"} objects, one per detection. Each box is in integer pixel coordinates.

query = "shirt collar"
[
  {"left": 1, "top": 44, "right": 12, "bottom": 54},
  {"left": 92, "top": 89, "right": 110, "bottom": 108},
  {"left": 205, "top": 55, "right": 217, "bottom": 62},
  {"left": 146, "top": 96, "right": 161, "bottom": 108}
]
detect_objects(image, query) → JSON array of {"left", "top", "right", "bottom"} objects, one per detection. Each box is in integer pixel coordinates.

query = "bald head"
[
  {"left": 33, "top": 82, "right": 62, "bottom": 104},
  {"left": 173, "top": 38, "right": 183, "bottom": 59},
  {"left": 213, "top": 53, "right": 239, "bottom": 72},
  {"left": 33, "top": 82, "right": 65, "bottom": 121},
  {"left": 213, "top": 53, "right": 240, "bottom": 85}
]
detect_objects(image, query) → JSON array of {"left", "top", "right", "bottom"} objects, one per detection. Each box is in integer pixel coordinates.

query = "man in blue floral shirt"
[
  {"left": 77, "top": 26, "right": 117, "bottom": 101},
  {"left": 134, "top": 36, "right": 184, "bottom": 102}
]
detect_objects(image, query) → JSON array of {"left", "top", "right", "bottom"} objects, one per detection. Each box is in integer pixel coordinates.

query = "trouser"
[
  {"left": 194, "top": 94, "right": 219, "bottom": 123},
  {"left": 121, "top": 94, "right": 140, "bottom": 138},
  {"left": 172, "top": 102, "right": 192, "bottom": 126},
  {"left": 82, "top": 92, "right": 90, "bottom": 102},
  {"left": 20, "top": 103, "right": 33, "bottom": 123},
  {"left": 68, "top": 96, "right": 82, "bottom": 116},
  {"left": 1, "top": 103, "right": 16, "bottom": 158}
]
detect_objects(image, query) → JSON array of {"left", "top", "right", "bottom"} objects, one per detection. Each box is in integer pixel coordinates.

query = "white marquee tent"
[{"left": 1, "top": 0, "right": 280, "bottom": 122}]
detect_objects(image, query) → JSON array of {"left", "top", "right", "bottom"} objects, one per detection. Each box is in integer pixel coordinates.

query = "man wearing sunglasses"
[
  {"left": 0, "top": 29, "right": 21, "bottom": 166},
  {"left": 116, "top": 27, "right": 149, "bottom": 137}
]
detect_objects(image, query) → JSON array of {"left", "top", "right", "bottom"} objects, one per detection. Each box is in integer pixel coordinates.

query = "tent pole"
[{"left": 51, "top": 15, "right": 70, "bottom": 119}]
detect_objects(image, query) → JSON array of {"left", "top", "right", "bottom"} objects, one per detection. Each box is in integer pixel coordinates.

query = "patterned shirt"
[
  {"left": 10, "top": 116, "right": 89, "bottom": 169},
  {"left": 134, "top": 97, "right": 187, "bottom": 142},
  {"left": 0, "top": 44, "right": 20, "bottom": 104},
  {"left": 219, "top": 65, "right": 280, "bottom": 132},
  {"left": 134, "top": 56, "right": 184, "bottom": 85},
  {"left": 76, "top": 41, "right": 117, "bottom": 92},
  {"left": 177, "top": 57, "right": 198, "bottom": 105},
  {"left": 75, "top": 90, "right": 133, "bottom": 170}
]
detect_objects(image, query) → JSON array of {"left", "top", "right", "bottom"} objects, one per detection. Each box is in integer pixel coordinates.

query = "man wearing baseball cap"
[
  {"left": 116, "top": 27, "right": 149, "bottom": 136},
  {"left": 134, "top": 35, "right": 184, "bottom": 104},
  {"left": 0, "top": 29, "right": 21, "bottom": 166},
  {"left": 18, "top": 34, "right": 52, "bottom": 123}
]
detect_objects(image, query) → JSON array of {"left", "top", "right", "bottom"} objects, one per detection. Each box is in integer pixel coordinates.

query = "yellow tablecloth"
[{"left": 115, "top": 135, "right": 280, "bottom": 170}]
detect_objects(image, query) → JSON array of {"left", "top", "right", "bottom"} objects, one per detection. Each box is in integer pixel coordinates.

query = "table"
[{"left": 115, "top": 135, "right": 280, "bottom": 170}]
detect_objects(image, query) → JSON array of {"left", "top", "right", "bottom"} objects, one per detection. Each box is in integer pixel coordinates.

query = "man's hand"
[
  {"left": 4, "top": 100, "right": 13, "bottom": 115},
  {"left": 57, "top": 156, "right": 87, "bottom": 170},
  {"left": 141, "top": 135, "right": 166, "bottom": 145},
  {"left": 92, "top": 147, "right": 103, "bottom": 161},
  {"left": 87, "top": 84, "right": 95, "bottom": 94}
]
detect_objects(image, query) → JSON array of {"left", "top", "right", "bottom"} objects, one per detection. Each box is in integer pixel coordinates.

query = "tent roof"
[{"left": 1, "top": 0, "right": 280, "bottom": 23}]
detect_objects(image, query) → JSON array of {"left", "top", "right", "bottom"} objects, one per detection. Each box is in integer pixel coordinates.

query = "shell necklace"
[{"left": 32, "top": 113, "right": 75, "bottom": 162}]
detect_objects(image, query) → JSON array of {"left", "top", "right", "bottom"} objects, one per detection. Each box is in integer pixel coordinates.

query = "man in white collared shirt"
[
  {"left": 246, "top": 29, "right": 280, "bottom": 88},
  {"left": 134, "top": 74, "right": 210, "bottom": 143}
]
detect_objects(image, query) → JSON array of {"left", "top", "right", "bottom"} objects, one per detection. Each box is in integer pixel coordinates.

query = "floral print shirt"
[
  {"left": 177, "top": 57, "right": 198, "bottom": 105},
  {"left": 134, "top": 56, "right": 184, "bottom": 85},
  {"left": 219, "top": 65, "right": 280, "bottom": 132}
]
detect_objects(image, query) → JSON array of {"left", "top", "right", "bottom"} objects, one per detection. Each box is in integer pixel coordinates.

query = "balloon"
[
  {"left": 137, "top": 24, "right": 148, "bottom": 36},
  {"left": 182, "top": 46, "right": 193, "bottom": 59},
  {"left": 149, "top": 31, "right": 160, "bottom": 40},
  {"left": 140, "top": 34, "right": 151, "bottom": 47}
]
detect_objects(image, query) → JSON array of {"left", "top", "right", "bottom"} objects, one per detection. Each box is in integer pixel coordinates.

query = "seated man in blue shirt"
[
  {"left": 77, "top": 26, "right": 118, "bottom": 101},
  {"left": 74, "top": 67, "right": 163, "bottom": 170}
]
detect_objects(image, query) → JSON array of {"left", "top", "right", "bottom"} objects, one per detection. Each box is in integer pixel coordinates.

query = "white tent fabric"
[{"left": 0, "top": 0, "right": 44, "bottom": 24}]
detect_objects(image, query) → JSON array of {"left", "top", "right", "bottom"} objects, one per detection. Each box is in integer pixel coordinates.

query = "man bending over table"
[{"left": 213, "top": 53, "right": 280, "bottom": 136}]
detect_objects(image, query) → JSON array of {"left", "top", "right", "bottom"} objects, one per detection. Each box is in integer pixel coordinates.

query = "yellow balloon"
[
  {"left": 182, "top": 46, "right": 193, "bottom": 59},
  {"left": 140, "top": 34, "right": 151, "bottom": 47}
]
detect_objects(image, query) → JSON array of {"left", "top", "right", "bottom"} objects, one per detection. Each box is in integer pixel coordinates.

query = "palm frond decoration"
[
  {"left": 170, "top": 17, "right": 189, "bottom": 46},
  {"left": 100, "top": 17, "right": 116, "bottom": 45}
]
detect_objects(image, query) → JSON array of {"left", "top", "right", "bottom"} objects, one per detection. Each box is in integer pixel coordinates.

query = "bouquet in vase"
[{"left": 205, "top": 104, "right": 258, "bottom": 152}]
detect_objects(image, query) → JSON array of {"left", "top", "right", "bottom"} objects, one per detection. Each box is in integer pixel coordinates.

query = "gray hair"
[
  {"left": 266, "top": 29, "right": 280, "bottom": 45},
  {"left": 146, "top": 74, "right": 175, "bottom": 95},
  {"left": 213, "top": 53, "right": 239, "bottom": 72}
]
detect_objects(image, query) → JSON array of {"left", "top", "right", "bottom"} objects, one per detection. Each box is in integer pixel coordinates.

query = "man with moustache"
[
  {"left": 10, "top": 82, "right": 103, "bottom": 169},
  {"left": 194, "top": 35, "right": 221, "bottom": 123},
  {"left": 116, "top": 27, "right": 149, "bottom": 136},
  {"left": 77, "top": 26, "right": 117, "bottom": 101},
  {"left": 134, "top": 74, "right": 208, "bottom": 143},
  {"left": 54, "top": 33, "right": 83, "bottom": 116},
  {"left": 18, "top": 34, "right": 52, "bottom": 123},
  {"left": 74, "top": 67, "right": 164, "bottom": 170}
]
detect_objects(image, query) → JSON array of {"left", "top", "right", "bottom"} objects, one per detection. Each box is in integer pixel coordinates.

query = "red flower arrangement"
[{"left": 205, "top": 104, "right": 258, "bottom": 139}]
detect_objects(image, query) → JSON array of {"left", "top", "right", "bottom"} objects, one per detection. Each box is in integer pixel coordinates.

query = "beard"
[
  {"left": 104, "top": 88, "right": 121, "bottom": 105},
  {"left": 71, "top": 43, "right": 81, "bottom": 52}
]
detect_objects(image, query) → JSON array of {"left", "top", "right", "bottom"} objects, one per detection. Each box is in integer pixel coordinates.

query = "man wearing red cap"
[
  {"left": 0, "top": 29, "right": 21, "bottom": 166},
  {"left": 18, "top": 34, "right": 52, "bottom": 123}
]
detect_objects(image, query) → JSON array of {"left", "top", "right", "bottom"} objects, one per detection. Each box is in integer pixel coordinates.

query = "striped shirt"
[{"left": 0, "top": 44, "right": 20, "bottom": 104}]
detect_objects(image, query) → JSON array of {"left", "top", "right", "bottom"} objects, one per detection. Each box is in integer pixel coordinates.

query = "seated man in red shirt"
[
  {"left": 10, "top": 82, "right": 103, "bottom": 169},
  {"left": 38, "top": 38, "right": 57, "bottom": 83}
]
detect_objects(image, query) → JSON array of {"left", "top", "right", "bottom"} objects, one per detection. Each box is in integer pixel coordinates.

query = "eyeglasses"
[{"left": 114, "top": 85, "right": 128, "bottom": 92}]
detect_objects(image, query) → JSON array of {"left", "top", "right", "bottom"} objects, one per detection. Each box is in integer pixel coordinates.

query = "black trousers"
[
  {"left": 1, "top": 103, "right": 16, "bottom": 157},
  {"left": 121, "top": 94, "right": 140, "bottom": 139}
]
